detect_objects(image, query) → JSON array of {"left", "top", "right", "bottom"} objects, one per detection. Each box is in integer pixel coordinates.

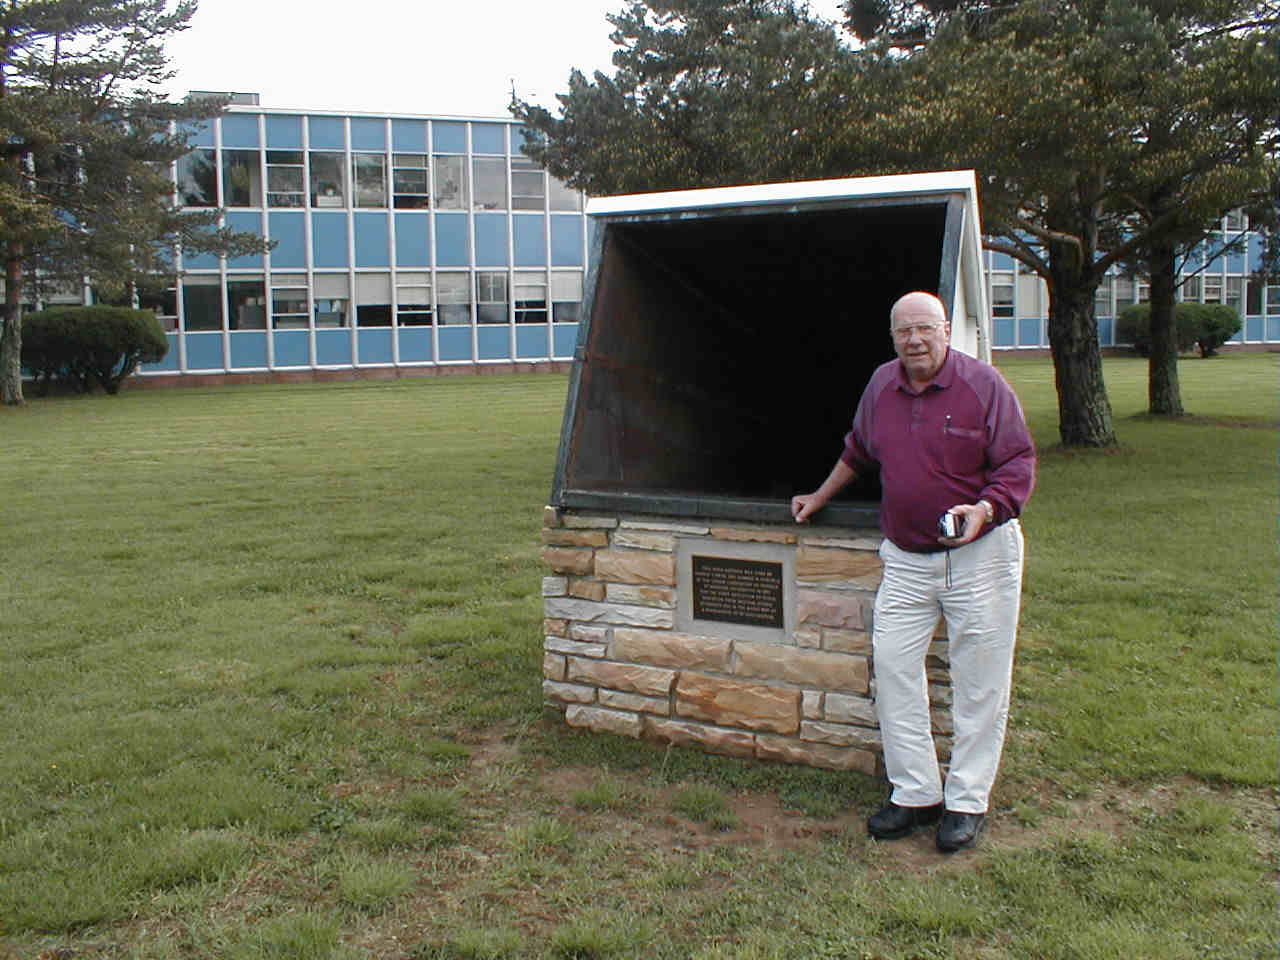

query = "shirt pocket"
[{"left": 942, "top": 422, "right": 987, "bottom": 475}]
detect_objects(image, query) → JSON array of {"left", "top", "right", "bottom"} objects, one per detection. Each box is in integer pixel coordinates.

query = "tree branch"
[
  {"left": 983, "top": 237, "right": 1049, "bottom": 279},
  {"left": 1009, "top": 215, "right": 1083, "bottom": 253}
]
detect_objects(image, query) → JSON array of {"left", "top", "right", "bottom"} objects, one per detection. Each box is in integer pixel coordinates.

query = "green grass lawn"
[{"left": 0, "top": 354, "right": 1274, "bottom": 959}]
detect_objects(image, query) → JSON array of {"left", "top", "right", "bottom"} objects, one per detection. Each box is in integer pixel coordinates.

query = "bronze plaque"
[{"left": 691, "top": 554, "right": 784, "bottom": 629}]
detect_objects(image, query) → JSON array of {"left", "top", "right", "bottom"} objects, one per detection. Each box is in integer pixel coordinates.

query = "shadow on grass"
[{"left": 529, "top": 722, "right": 883, "bottom": 819}]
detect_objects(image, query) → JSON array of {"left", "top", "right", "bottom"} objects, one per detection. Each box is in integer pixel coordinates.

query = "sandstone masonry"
[{"left": 542, "top": 508, "right": 954, "bottom": 775}]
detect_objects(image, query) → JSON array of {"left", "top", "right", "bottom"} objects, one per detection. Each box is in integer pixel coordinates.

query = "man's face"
[{"left": 891, "top": 307, "right": 950, "bottom": 384}]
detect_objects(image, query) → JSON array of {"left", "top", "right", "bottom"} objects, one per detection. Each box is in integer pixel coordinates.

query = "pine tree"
[
  {"left": 514, "top": 0, "right": 1278, "bottom": 446},
  {"left": 0, "top": 0, "right": 266, "bottom": 405},
  {"left": 842, "top": 0, "right": 1276, "bottom": 441}
]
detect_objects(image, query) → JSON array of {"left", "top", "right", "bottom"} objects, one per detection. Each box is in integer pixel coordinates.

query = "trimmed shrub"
[
  {"left": 20, "top": 308, "right": 81, "bottom": 395},
  {"left": 21, "top": 305, "right": 169, "bottom": 395},
  {"left": 1116, "top": 302, "right": 1242, "bottom": 358},
  {"left": 1184, "top": 303, "right": 1243, "bottom": 357}
]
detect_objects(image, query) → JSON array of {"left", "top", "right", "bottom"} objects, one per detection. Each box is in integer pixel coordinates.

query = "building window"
[
  {"left": 514, "top": 271, "right": 547, "bottom": 323},
  {"left": 395, "top": 273, "right": 432, "bottom": 325},
  {"left": 353, "top": 154, "right": 387, "bottom": 208},
  {"left": 1203, "top": 276, "right": 1222, "bottom": 304},
  {"left": 1114, "top": 276, "right": 1135, "bottom": 307},
  {"left": 182, "top": 276, "right": 223, "bottom": 330},
  {"left": 991, "top": 281, "right": 1014, "bottom": 318},
  {"left": 548, "top": 175, "right": 582, "bottom": 212},
  {"left": 433, "top": 156, "right": 466, "bottom": 209},
  {"left": 139, "top": 283, "right": 178, "bottom": 332},
  {"left": 392, "top": 154, "right": 429, "bottom": 209},
  {"left": 176, "top": 149, "right": 217, "bottom": 207},
  {"left": 476, "top": 271, "right": 508, "bottom": 323},
  {"left": 222, "top": 150, "right": 262, "bottom": 207},
  {"left": 1224, "top": 208, "right": 1245, "bottom": 232},
  {"left": 436, "top": 273, "right": 471, "bottom": 325},
  {"left": 551, "top": 272, "right": 582, "bottom": 323},
  {"left": 310, "top": 152, "right": 346, "bottom": 207},
  {"left": 1245, "top": 278, "right": 1263, "bottom": 315},
  {"left": 1267, "top": 286, "right": 1280, "bottom": 317},
  {"left": 1180, "top": 275, "right": 1201, "bottom": 301},
  {"left": 355, "top": 273, "right": 392, "bottom": 326},
  {"left": 266, "top": 151, "right": 305, "bottom": 207},
  {"left": 271, "top": 274, "right": 309, "bottom": 329},
  {"left": 1093, "top": 276, "right": 1112, "bottom": 316},
  {"left": 37, "top": 282, "right": 85, "bottom": 310},
  {"left": 472, "top": 157, "right": 507, "bottom": 211},
  {"left": 313, "top": 273, "right": 349, "bottom": 327},
  {"left": 1137, "top": 282, "right": 1150, "bottom": 304},
  {"left": 511, "top": 157, "right": 545, "bottom": 211},
  {"left": 1225, "top": 277, "right": 1243, "bottom": 316},
  {"left": 228, "top": 278, "right": 267, "bottom": 329}
]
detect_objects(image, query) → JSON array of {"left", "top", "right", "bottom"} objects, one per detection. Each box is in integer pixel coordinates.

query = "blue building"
[
  {"left": 27, "top": 96, "right": 1273, "bottom": 376},
  {"left": 983, "top": 206, "right": 1278, "bottom": 349},
  {"left": 142, "top": 98, "right": 590, "bottom": 378}
]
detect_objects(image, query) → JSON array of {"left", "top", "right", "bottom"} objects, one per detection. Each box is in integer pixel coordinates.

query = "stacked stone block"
[{"left": 541, "top": 507, "right": 953, "bottom": 775}]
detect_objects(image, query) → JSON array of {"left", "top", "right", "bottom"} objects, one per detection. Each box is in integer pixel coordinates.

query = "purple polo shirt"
[{"left": 840, "top": 349, "right": 1036, "bottom": 553}]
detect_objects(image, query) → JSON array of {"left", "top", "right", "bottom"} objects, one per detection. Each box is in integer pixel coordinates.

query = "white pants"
[{"left": 873, "top": 520, "right": 1024, "bottom": 814}]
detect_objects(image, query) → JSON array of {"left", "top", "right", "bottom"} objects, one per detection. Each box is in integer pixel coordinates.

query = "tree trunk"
[
  {"left": 1046, "top": 254, "right": 1116, "bottom": 447},
  {"left": 1, "top": 241, "right": 24, "bottom": 406},
  {"left": 1146, "top": 239, "right": 1183, "bottom": 416}
]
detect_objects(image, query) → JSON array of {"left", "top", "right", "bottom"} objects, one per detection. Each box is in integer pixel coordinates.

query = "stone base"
[{"left": 541, "top": 507, "right": 953, "bottom": 776}]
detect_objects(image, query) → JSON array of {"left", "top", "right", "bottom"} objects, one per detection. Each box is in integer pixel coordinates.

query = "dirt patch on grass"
[
  {"left": 523, "top": 754, "right": 1275, "bottom": 880},
  {"left": 458, "top": 730, "right": 1278, "bottom": 888},
  {"left": 469, "top": 736, "right": 523, "bottom": 769},
  {"left": 529, "top": 763, "right": 840, "bottom": 852},
  {"left": 21, "top": 751, "right": 1273, "bottom": 960}
]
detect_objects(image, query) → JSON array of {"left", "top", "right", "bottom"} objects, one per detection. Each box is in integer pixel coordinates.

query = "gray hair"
[{"left": 889, "top": 291, "right": 947, "bottom": 328}]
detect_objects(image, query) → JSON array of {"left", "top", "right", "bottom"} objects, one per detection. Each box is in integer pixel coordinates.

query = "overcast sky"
[{"left": 165, "top": 0, "right": 850, "bottom": 119}]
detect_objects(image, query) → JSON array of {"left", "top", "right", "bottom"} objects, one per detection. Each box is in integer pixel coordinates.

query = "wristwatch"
[{"left": 978, "top": 499, "right": 994, "bottom": 524}]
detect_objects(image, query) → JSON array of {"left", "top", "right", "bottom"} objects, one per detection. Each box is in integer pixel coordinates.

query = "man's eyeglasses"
[{"left": 891, "top": 323, "right": 945, "bottom": 341}]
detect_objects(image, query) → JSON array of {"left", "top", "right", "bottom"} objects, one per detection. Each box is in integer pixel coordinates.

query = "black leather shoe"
[
  {"left": 936, "top": 811, "right": 985, "bottom": 852},
  {"left": 867, "top": 801, "right": 944, "bottom": 840}
]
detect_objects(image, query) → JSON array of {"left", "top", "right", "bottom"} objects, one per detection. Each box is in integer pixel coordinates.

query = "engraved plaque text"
[{"left": 691, "top": 555, "right": 784, "bottom": 628}]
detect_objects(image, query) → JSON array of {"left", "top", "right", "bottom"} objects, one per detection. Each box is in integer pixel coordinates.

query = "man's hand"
[
  {"left": 792, "top": 461, "right": 856, "bottom": 525},
  {"left": 791, "top": 493, "right": 826, "bottom": 524},
  {"left": 937, "top": 502, "right": 990, "bottom": 546}
]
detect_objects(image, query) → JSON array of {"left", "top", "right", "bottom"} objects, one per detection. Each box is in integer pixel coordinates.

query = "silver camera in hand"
[{"left": 938, "top": 511, "right": 963, "bottom": 539}]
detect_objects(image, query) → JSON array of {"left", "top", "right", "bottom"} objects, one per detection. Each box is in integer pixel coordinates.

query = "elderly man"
[{"left": 792, "top": 290, "right": 1036, "bottom": 852}]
